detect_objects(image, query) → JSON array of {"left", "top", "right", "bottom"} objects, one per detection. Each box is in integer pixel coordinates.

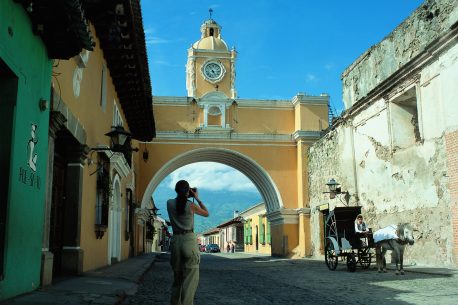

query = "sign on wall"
[{"left": 18, "top": 123, "right": 41, "bottom": 189}]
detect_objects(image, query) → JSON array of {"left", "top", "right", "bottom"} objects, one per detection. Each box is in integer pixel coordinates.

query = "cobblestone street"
[{"left": 124, "top": 253, "right": 458, "bottom": 305}]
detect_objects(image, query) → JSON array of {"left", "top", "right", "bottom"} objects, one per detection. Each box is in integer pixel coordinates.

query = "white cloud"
[
  {"left": 324, "top": 63, "right": 334, "bottom": 70},
  {"left": 144, "top": 27, "right": 172, "bottom": 45},
  {"left": 306, "top": 73, "right": 317, "bottom": 81},
  {"left": 151, "top": 59, "right": 172, "bottom": 66},
  {"left": 146, "top": 36, "right": 171, "bottom": 45},
  {"left": 167, "top": 162, "right": 258, "bottom": 193}
]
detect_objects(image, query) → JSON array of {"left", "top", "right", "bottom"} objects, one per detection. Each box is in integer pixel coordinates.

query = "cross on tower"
[{"left": 209, "top": 8, "right": 213, "bottom": 19}]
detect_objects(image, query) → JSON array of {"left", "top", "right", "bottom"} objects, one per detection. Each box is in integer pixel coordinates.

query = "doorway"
[
  {"left": 0, "top": 59, "right": 18, "bottom": 280},
  {"left": 49, "top": 152, "right": 66, "bottom": 277},
  {"left": 255, "top": 225, "right": 259, "bottom": 251}
]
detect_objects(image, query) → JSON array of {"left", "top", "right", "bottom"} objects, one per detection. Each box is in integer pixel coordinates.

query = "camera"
[{"left": 188, "top": 187, "right": 197, "bottom": 198}]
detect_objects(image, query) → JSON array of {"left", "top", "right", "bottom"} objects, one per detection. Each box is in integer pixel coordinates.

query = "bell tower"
[{"left": 186, "top": 12, "right": 237, "bottom": 99}]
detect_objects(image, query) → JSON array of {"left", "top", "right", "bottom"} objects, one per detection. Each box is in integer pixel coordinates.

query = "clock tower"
[{"left": 186, "top": 17, "right": 237, "bottom": 99}]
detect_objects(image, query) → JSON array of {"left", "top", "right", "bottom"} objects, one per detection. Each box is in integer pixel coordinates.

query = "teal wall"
[{"left": 0, "top": 1, "right": 52, "bottom": 300}]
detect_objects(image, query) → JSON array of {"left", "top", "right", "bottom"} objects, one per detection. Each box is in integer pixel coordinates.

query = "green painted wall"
[{"left": 0, "top": 1, "right": 52, "bottom": 300}]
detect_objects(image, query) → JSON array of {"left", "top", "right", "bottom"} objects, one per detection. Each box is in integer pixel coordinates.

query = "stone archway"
[{"left": 140, "top": 147, "right": 283, "bottom": 214}]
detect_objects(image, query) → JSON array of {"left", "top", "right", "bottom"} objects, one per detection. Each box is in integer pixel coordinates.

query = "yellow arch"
[{"left": 140, "top": 147, "right": 283, "bottom": 214}]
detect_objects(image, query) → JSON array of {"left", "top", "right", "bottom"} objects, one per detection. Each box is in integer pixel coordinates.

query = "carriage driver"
[
  {"left": 354, "top": 214, "right": 374, "bottom": 247},
  {"left": 354, "top": 214, "right": 369, "bottom": 235}
]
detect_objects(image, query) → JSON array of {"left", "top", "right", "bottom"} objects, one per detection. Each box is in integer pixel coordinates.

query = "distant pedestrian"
[
  {"left": 167, "top": 180, "right": 209, "bottom": 305},
  {"left": 227, "top": 243, "right": 230, "bottom": 253},
  {"left": 231, "top": 243, "right": 235, "bottom": 253}
]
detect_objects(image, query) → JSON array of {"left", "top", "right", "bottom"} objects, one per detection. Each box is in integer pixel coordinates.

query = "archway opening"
[
  {"left": 141, "top": 147, "right": 283, "bottom": 255},
  {"left": 152, "top": 162, "right": 262, "bottom": 233}
]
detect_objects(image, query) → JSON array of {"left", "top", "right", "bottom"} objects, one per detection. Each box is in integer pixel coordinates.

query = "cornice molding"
[
  {"left": 153, "top": 96, "right": 190, "bottom": 105},
  {"left": 297, "top": 208, "right": 311, "bottom": 215},
  {"left": 155, "top": 131, "right": 295, "bottom": 142},
  {"left": 237, "top": 99, "right": 293, "bottom": 109},
  {"left": 153, "top": 95, "right": 328, "bottom": 109},
  {"left": 292, "top": 131, "right": 322, "bottom": 143},
  {"left": 188, "top": 48, "right": 231, "bottom": 55},
  {"left": 291, "top": 94, "right": 329, "bottom": 107},
  {"left": 267, "top": 209, "right": 299, "bottom": 225}
]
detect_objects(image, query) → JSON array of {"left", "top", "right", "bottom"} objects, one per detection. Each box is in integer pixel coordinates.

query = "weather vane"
[{"left": 209, "top": 8, "right": 213, "bottom": 19}]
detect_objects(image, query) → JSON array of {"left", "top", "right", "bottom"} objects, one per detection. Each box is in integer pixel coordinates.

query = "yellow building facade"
[
  {"left": 41, "top": 1, "right": 154, "bottom": 285},
  {"left": 138, "top": 18, "right": 328, "bottom": 257},
  {"left": 241, "top": 203, "right": 271, "bottom": 255}
]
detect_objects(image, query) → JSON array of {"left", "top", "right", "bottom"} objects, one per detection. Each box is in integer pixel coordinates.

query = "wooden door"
[{"left": 49, "top": 153, "right": 66, "bottom": 277}]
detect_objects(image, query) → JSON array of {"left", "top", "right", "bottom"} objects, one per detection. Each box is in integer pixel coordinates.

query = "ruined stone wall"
[
  {"left": 308, "top": 39, "right": 458, "bottom": 265},
  {"left": 342, "top": 0, "right": 458, "bottom": 108},
  {"left": 308, "top": 114, "right": 452, "bottom": 266}
]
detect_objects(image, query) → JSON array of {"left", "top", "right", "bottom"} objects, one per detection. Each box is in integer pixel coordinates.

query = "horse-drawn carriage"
[
  {"left": 319, "top": 205, "right": 415, "bottom": 274},
  {"left": 319, "top": 205, "right": 374, "bottom": 272}
]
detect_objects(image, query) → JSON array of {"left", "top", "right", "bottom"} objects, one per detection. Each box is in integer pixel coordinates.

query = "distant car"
[
  {"left": 199, "top": 244, "right": 206, "bottom": 252},
  {"left": 205, "top": 244, "right": 220, "bottom": 253}
]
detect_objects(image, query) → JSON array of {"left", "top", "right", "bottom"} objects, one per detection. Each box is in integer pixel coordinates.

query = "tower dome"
[{"left": 192, "top": 19, "right": 228, "bottom": 51}]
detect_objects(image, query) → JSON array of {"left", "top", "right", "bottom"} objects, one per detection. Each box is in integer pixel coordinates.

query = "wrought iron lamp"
[
  {"left": 91, "top": 126, "right": 139, "bottom": 153},
  {"left": 148, "top": 206, "right": 160, "bottom": 217},
  {"left": 324, "top": 178, "right": 349, "bottom": 199}
]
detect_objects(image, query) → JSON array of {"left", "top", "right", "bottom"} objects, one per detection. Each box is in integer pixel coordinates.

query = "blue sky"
[
  {"left": 141, "top": 0, "right": 423, "bottom": 114},
  {"left": 144, "top": 1, "right": 424, "bottom": 231}
]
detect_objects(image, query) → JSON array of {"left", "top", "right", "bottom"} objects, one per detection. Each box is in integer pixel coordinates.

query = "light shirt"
[
  {"left": 355, "top": 221, "right": 368, "bottom": 233},
  {"left": 167, "top": 198, "right": 194, "bottom": 232}
]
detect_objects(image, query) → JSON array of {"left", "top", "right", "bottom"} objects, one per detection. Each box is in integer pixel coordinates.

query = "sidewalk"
[{"left": 1, "top": 253, "right": 158, "bottom": 305}]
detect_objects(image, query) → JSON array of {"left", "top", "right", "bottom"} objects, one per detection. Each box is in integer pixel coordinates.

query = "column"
[
  {"left": 61, "top": 144, "right": 89, "bottom": 275},
  {"left": 41, "top": 112, "right": 66, "bottom": 286}
]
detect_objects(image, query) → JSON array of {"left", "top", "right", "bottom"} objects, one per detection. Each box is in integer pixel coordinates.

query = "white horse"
[{"left": 375, "top": 223, "right": 415, "bottom": 275}]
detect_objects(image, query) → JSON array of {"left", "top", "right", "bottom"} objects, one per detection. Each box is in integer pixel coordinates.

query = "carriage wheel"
[
  {"left": 325, "top": 241, "right": 338, "bottom": 271},
  {"left": 358, "top": 248, "right": 372, "bottom": 269},
  {"left": 347, "top": 253, "right": 357, "bottom": 272}
]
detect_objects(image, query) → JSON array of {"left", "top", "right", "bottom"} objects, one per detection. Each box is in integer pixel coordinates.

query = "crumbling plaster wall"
[
  {"left": 309, "top": 114, "right": 451, "bottom": 266},
  {"left": 308, "top": 41, "right": 458, "bottom": 266},
  {"left": 342, "top": 0, "right": 458, "bottom": 108}
]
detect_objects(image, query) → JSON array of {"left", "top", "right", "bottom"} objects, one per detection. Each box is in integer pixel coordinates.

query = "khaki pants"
[{"left": 170, "top": 233, "right": 200, "bottom": 305}]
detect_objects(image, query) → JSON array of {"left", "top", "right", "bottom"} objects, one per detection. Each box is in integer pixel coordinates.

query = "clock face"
[{"left": 204, "top": 62, "right": 223, "bottom": 80}]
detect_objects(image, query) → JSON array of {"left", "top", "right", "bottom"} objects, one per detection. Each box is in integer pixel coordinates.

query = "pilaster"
[
  {"left": 61, "top": 144, "right": 88, "bottom": 275},
  {"left": 41, "top": 111, "right": 66, "bottom": 286}
]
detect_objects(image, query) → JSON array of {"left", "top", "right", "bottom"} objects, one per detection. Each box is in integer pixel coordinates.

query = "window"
[
  {"left": 95, "top": 155, "right": 110, "bottom": 237},
  {"left": 266, "top": 220, "right": 271, "bottom": 245},
  {"left": 113, "top": 102, "right": 123, "bottom": 127},
  {"left": 125, "top": 189, "right": 133, "bottom": 241},
  {"left": 259, "top": 215, "right": 265, "bottom": 245},
  {"left": 244, "top": 223, "right": 248, "bottom": 244},
  {"left": 100, "top": 64, "right": 107, "bottom": 112},
  {"left": 207, "top": 105, "right": 222, "bottom": 126},
  {"left": 244, "top": 220, "right": 253, "bottom": 245},
  {"left": 390, "top": 86, "right": 421, "bottom": 149},
  {"left": 203, "top": 103, "right": 227, "bottom": 128}
]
